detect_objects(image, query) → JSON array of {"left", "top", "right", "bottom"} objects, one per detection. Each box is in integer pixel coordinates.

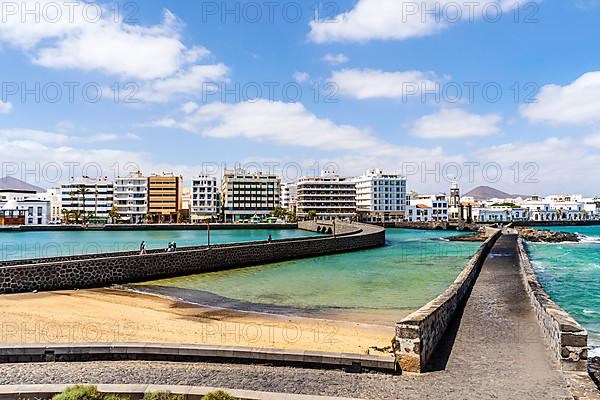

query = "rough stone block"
[{"left": 561, "top": 333, "right": 587, "bottom": 348}]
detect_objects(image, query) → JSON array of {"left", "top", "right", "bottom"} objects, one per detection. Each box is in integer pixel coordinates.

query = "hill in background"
[{"left": 464, "top": 186, "right": 529, "bottom": 201}]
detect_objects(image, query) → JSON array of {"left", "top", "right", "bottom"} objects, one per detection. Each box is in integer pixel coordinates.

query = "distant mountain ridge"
[
  {"left": 464, "top": 186, "right": 528, "bottom": 200},
  {"left": 0, "top": 176, "right": 44, "bottom": 193}
]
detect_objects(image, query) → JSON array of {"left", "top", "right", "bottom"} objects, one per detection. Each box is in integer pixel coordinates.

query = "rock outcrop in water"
[
  {"left": 447, "top": 232, "right": 487, "bottom": 242},
  {"left": 517, "top": 228, "right": 580, "bottom": 243}
]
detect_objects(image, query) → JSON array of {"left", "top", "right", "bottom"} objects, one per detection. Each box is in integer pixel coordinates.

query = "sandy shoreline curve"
[{"left": 0, "top": 288, "right": 404, "bottom": 355}]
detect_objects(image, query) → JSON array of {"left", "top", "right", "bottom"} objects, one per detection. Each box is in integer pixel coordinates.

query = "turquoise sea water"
[
  {"left": 138, "top": 229, "right": 479, "bottom": 313},
  {"left": 527, "top": 225, "right": 600, "bottom": 355},
  {"left": 0, "top": 229, "right": 319, "bottom": 261}
]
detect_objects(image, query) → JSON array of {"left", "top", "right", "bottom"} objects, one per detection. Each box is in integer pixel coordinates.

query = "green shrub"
[
  {"left": 143, "top": 391, "right": 184, "bottom": 400},
  {"left": 202, "top": 390, "right": 239, "bottom": 400},
  {"left": 103, "top": 395, "right": 130, "bottom": 400},
  {"left": 52, "top": 385, "right": 100, "bottom": 400}
]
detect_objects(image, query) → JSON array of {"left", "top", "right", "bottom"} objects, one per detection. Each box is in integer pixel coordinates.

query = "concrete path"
[{"left": 429, "top": 233, "right": 572, "bottom": 399}]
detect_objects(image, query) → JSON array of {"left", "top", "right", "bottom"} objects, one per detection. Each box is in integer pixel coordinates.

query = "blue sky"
[{"left": 1, "top": 0, "right": 600, "bottom": 195}]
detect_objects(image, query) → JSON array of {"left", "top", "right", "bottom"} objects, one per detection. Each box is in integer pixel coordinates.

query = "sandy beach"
[{"left": 0, "top": 289, "right": 400, "bottom": 355}]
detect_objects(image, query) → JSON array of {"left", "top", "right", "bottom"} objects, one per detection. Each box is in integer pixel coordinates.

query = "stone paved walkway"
[
  {"left": 0, "top": 234, "right": 592, "bottom": 399},
  {"left": 426, "top": 233, "right": 573, "bottom": 399}
]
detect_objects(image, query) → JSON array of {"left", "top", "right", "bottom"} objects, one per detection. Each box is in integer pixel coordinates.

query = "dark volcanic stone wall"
[{"left": 0, "top": 222, "right": 384, "bottom": 294}]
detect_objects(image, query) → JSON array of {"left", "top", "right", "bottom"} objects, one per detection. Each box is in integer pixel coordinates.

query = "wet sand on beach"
[{"left": 0, "top": 288, "right": 404, "bottom": 355}]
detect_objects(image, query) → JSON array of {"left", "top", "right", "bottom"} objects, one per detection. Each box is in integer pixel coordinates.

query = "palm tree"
[
  {"left": 75, "top": 185, "right": 90, "bottom": 224},
  {"left": 61, "top": 208, "right": 71, "bottom": 224},
  {"left": 287, "top": 211, "right": 297, "bottom": 223},
  {"left": 270, "top": 207, "right": 286, "bottom": 219},
  {"left": 93, "top": 186, "right": 100, "bottom": 220},
  {"left": 70, "top": 209, "right": 81, "bottom": 224},
  {"left": 108, "top": 205, "right": 120, "bottom": 224},
  {"left": 307, "top": 210, "right": 317, "bottom": 220}
]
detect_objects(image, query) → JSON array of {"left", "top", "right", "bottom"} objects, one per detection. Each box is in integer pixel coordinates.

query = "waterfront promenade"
[{"left": 1, "top": 231, "right": 598, "bottom": 399}]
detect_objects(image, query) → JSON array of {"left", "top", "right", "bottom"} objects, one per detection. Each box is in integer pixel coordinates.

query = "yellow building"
[{"left": 147, "top": 173, "right": 182, "bottom": 223}]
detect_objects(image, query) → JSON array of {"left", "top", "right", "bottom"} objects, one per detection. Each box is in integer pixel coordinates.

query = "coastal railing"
[
  {"left": 393, "top": 229, "right": 502, "bottom": 373},
  {"left": 0, "top": 221, "right": 384, "bottom": 294},
  {"left": 516, "top": 237, "right": 588, "bottom": 371}
]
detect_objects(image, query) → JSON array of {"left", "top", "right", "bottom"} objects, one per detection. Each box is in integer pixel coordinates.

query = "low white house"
[
  {"left": 474, "top": 205, "right": 528, "bottom": 223},
  {"left": 0, "top": 198, "right": 51, "bottom": 225},
  {"left": 405, "top": 204, "right": 432, "bottom": 222},
  {"left": 405, "top": 193, "right": 448, "bottom": 222}
]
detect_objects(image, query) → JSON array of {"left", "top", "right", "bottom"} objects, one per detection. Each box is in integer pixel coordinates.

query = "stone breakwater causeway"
[
  {"left": 394, "top": 229, "right": 591, "bottom": 376},
  {"left": 0, "top": 221, "right": 385, "bottom": 294}
]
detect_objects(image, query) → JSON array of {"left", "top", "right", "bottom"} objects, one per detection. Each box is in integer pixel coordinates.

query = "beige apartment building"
[{"left": 147, "top": 173, "right": 182, "bottom": 223}]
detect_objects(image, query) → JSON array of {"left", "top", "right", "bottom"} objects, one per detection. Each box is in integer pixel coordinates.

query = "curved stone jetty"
[{"left": 0, "top": 221, "right": 385, "bottom": 294}]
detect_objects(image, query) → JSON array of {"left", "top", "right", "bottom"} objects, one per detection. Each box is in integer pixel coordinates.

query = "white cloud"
[
  {"left": 0, "top": 129, "right": 69, "bottom": 144},
  {"left": 309, "top": 0, "right": 533, "bottom": 43},
  {"left": 0, "top": 101, "right": 12, "bottom": 114},
  {"left": 32, "top": 11, "right": 195, "bottom": 80},
  {"left": 471, "top": 136, "right": 600, "bottom": 194},
  {"left": 521, "top": 71, "right": 600, "bottom": 125},
  {"left": 0, "top": 1, "right": 230, "bottom": 102},
  {"left": 321, "top": 53, "right": 349, "bottom": 65},
  {"left": 144, "top": 100, "right": 465, "bottom": 178},
  {"left": 0, "top": 128, "right": 138, "bottom": 145},
  {"left": 87, "top": 133, "right": 140, "bottom": 142},
  {"left": 138, "top": 64, "right": 230, "bottom": 103},
  {"left": 293, "top": 72, "right": 310, "bottom": 83},
  {"left": 180, "top": 102, "right": 199, "bottom": 114},
  {"left": 55, "top": 120, "right": 76, "bottom": 133},
  {"left": 410, "top": 109, "right": 502, "bottom": 139},
  {"left": 583, "top": 133, "right": 600, "bottom": 148},
  {"left": 143, "top": 118, "right": 179, "bottom": 129},
  {"left": 331, "top": 68, "right": 439, "bottom": 100},
  {"left": 168, "top": 100, "right": 382, "bottom": 152}
]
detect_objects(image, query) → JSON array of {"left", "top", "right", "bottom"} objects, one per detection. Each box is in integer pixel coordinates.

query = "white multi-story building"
[
  {"left": 405, "top": 193, "right": 448, "bottom": 222},
  {"left": 354, "top": 169, "right": 406, "bottom": 222},
  {"left": 281, "top": 182, "right": 298, "bottom": 212},
  {"left": 61, "top": 177, "right": 114, "bottom": 223},
  {"left": 114, "top": 171, "right": 147, "bottom": 224},
  {"left": 582, "top": 197, "right": 600, "bottom": 219},
  {"left": 296, "top": 172, "right": 356, "bottom": 220},
  {"left": 221, "top": 169, "right": 281, "bottom": 223},
  {"left": 191, "top": 175, "right": 220, "bottom": 222},
  {"left": 32, "top": 188, "right": 62, "bottom": 223}
]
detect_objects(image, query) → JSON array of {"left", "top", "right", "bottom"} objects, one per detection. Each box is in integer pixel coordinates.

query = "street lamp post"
[{"left": 207, "top": 220, "right": 211, "bottom": 248}]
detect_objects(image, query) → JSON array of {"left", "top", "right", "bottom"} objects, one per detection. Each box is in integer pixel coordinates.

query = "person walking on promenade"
[
  {"left": 267, "top": 234, "right": 272, "bottom": 243},
  {"left": 139, "top": 241, "right": 146, "bottom": 255}
]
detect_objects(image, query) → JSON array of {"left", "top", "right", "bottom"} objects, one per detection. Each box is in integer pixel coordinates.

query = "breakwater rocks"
[
  {"left": 447, "top": 232, "right": 487, "bottom": 242},
  {"left": 517, "top": 228, "right": 580, "bottom": 243},
  {"left": 591, "top": 357, "right": 600, "bottom": 389}
]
